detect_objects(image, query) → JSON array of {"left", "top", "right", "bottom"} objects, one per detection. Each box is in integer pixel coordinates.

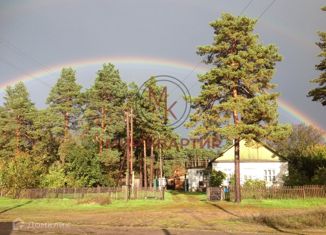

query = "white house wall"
[
  {"left": 187, "top": 168, "right": 205, "bottom": 191},
  {"left": 212, "top": 162, "right": 288, "bottom": 187}
]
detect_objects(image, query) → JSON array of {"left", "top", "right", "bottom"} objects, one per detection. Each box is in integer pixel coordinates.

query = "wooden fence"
[
  {"left": 0, "top": 186, "right": 165, "bottom": 200},
  {"left": 207, "top": 185, "right": 326, "bottom": 201}
]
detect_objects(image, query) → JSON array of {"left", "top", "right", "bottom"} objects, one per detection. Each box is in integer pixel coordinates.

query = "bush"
[
  {"left": 0, "top": 153, "right": 42, "bottom": 194},
  {"left": 209, "top": 170, "right": 226, "bottom": 187},
  {"left": 243, "top": 179, "right": 266, "bottom": 188},
  {"left": 312, "top": 168, "right": 326, "bottom": 185},
  {"left": 41, "top": 162, "right": 66, "bottom": 188}
]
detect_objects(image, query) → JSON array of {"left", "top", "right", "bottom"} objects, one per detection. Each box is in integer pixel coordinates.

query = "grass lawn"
[{"left": 0, "top": 191, "right": 325, "bottom": 234}]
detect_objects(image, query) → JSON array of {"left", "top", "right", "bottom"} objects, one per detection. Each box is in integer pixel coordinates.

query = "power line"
[
  {"left": 0, "top": 56, "right": 52, "bottom": 89},
  {"left": 258, "top": 0, "right": 277, "bottom": 19},
  {"left": 0, "top": 38, "right": 55, "bottom": 90},
  {"left": 1, "top": 38, "right": 52, "bottom": 74},
  {"left": 239, "top": 0, "right": 255, "bottom": 15}
]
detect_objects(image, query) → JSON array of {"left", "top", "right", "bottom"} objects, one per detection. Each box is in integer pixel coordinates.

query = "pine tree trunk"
[
  {"left": 234, "top": 137, "right": 241, "bottom": 203},
  {"left": 143, "top": 140, "right": 147, "bottom": 189},
  {"left": 232, "top": 88, "right": 241, "bottom": 203},
  {"left": 15, "top": 126, "right": 20, "bottom": 155},
  {"left": 100, "top": 107, "right": 105, "bottom": 154},
  {"left": 64, "top": 112, "right": 69, "bottom": 141},
  {"left": 139, "top": 155, "right": 143, "bottom": 188}
]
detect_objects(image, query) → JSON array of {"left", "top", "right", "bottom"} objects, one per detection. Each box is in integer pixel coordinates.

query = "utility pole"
[
  {"left": 159, "top": 139, "right": 163, "bottom": 179},
  {"left": 130, "top": 108, "right": 134, "bottom": 189}
]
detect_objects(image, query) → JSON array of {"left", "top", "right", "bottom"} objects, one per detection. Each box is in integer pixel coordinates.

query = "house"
[
  {"left": 185, "top": 160, "right": 209, "bottom": 192},
  {"left": 186, "top": 139, "right": 288, "bottom": 191},
  {"left": 212, "top": 139, "right": 288, "bottom": 187}
]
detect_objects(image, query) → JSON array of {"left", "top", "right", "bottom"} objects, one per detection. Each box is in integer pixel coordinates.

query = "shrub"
[
  {"left": 312, "top": 168, "right": 326, "bottom": 185},
  {"left": 243, "top": 179, "right": 266, "bottom": 188},
  {"left": 41, "top": 162, "right": 66, "bottom": 188},
  {"left": 0, "top": 153, "right": 42, "bottom": 195},
  {"left": 209, "top": 170, "right": 226, "bottom": 187}
]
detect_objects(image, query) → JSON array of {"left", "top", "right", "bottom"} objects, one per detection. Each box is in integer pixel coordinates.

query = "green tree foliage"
[
  {"left": 312, "top": 168, "right": 326, "bottom": 185},
  {"left": 62, "top": 139, "right": 103, "bottom": 187},
  {"left": 308, "top": 7, "right": 326, "bottom": 105},
  {"left": 188, "top": 13, "right": 289, "bottom": 142},
  {"left": 41, "top": 163, "right": 66, "bottom": 188},
  {"left": 0, "top": 83, "right": 44, "bottom": 193},
  {"left": 130, "top": 78, "right": 176, "bottom": 186},
  {"left": 0, "top": 82, "right": 36, "bottom": 158},
  {"left": 31, "top": 109, "right": 60, "bottom": 167},
  {"left": 273, "top": 124, "right": 324, "bottom": 157},
  {"left": 83, "top": 63, "right": 127, "bottom": 154},
  {"left": 162, "top": 148, "right": 186, "bottom": 177},
  {"left": 0, "top": 152, "right": 42, "bottom": 195},
  {"left": 136, "top": 77, "right": 172, "bottom": 138},
  {"left": 209, "top": 170, "right": 226, "bottom": 187},
  {"left": 283, "top": 144, "right": 326, "bottom": 185},
  {"left": 47, "top": 68, "right": 82, "bottom": 142},
  {"left": 274, "top": 124, "right": 326, "bottom": 185}
]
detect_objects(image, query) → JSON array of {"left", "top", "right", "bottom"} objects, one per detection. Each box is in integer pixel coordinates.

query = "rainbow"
[{"left": 0, "top": 56, "right": 325, "bottom": 140}]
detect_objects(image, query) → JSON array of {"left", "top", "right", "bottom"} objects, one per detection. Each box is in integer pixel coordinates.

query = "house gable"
[{"left": 214, "top": 139, "right": 282, "bottom": 162}]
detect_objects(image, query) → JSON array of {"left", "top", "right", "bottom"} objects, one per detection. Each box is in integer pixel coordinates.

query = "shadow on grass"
[
  {"left": 0, "top": 200, "right": 32, "bottom": 214},
  {"left": 205, "top": 201, "right": 240, "bottom": 217},
  {"left": 0, "top": 222, "right": 13, "bottom": 235},
  {"left": 207, "top": 201, "right": 305, "bottom": 235},
  {"left": 246, "top": 216, "right": 305, "bottom": 235},
  {"left": 162, "top": 228, "right": 171, "bottom": 235}
]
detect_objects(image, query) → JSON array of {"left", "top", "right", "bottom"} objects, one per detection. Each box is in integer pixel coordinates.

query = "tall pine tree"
[
  {"left": 308, "top": 7, "right": 326, "bottom": 105},
  {"left": 0, "top": 82, "right": 36, "bottom": 157},
  {"left": 0, "top": 82, "right": 43, "bottom": 192},
  {"left": 47, "top": 68, "right": 81, "bottom": 163},
  {"left": 83, "top": 63, "right": 127, "bottom": 154},
  {"left": 187, "top": 13, "right": 290, "bottom": 202},
  {"left": 47, "top": 68, "right": 81, "bottom": 139}
]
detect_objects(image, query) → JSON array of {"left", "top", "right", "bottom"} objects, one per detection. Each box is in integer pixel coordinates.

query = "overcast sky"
[{"left": 0, "top": 0, "right": 325, "bottom": 134}]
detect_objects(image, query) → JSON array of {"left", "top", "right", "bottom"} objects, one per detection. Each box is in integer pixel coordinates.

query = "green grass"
[
  {"left": 0, "top": 191, "right": 176, "bottom": 212},
  {"left": 0, "top": 192, "right": 325, "bottom": 213}
]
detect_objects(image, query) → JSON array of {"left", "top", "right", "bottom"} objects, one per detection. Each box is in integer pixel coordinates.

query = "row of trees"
[{"left": 0, "top": 64, "right": 216, "bottom": 192}]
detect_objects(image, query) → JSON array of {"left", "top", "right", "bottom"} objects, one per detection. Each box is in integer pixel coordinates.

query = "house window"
[{"left": 264, "top": 169, "right": 276, "bottom": 182}]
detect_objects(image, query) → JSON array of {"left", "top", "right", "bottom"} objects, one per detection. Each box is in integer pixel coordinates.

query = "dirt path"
[{"left": 3, "top": 225, "right": 249, "bottom": 235}]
